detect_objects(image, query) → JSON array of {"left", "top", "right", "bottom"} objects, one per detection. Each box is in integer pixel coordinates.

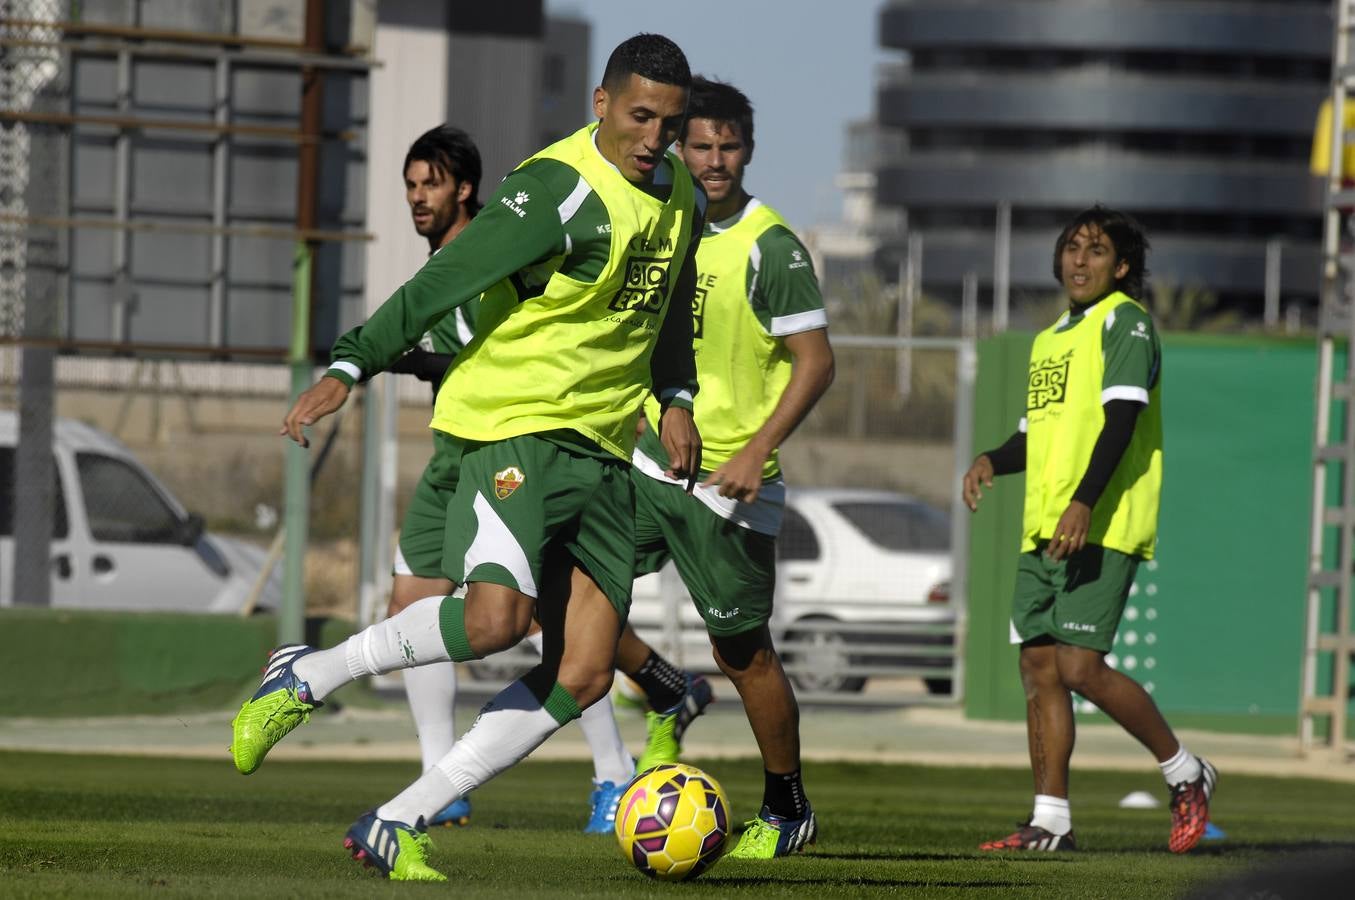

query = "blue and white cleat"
[
  {"left": 343, "top": 811, "right": 446, "bottom": 881},
  {"left": 429, "top": 794, "right": 472, "bottom": 828},
  {"left": 230, "top": 644, "right": 322, "bottom": 774},
  {"left": 584, "top": 780, "right": 626, "bottom": 834}
]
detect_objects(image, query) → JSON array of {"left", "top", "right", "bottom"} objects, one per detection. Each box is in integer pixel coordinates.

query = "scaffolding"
[
  {"left": 0, "top": 9, "right": 373, "bottom": 358},
  {"left": 1303, "top": 0, "right": 1355, "bottom": 760},
  {"left": 1, "top": 3, "right": 374, "bottom": 642}
]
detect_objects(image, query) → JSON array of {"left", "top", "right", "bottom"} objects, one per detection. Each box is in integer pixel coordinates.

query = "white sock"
[
  {"left": 377, "top": 764, "right": 457, "bottom": 827},
  {"left": 1030, "top": 794, "right": 1071, "bottom": 835},
  {"left": 578, "top": 693, "right": 633, "bottom": 785},
  {"left": 1158, "top": 745, "right": 1202, "bottom": 787},
  {"left": 434, "top": 680, "right": 568, "bottom": 798},
  {"left": 402, "top": 661, "right": 457, "bottom": 771},
  {"left": 294, "top": 595, "right": 449, "bottom": 700}
]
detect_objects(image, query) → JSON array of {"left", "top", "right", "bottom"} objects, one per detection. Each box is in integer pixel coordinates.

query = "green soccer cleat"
[
  {"left": 230, "top": 644, "right": 322, "bottom": 775},
  {"left": 634, "top": 673, "right": 713, "bottom": 773},
  {"left": 344, "top": 811, "right": 447, "bottom": 882},
  {"left": 727, "top": 804, "right": 818, "bottom": 859}
]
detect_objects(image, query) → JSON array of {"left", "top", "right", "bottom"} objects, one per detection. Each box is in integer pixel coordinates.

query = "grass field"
[{"left": 3, "top": 749, "right": 1353, "bottom": 899}]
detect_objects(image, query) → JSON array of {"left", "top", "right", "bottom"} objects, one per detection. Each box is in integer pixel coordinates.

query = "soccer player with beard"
[{"left": 615, "top": 77, "right": 835, "bottom": 860}]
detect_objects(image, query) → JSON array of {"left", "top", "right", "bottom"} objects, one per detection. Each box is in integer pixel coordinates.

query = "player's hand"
[
  {"left": 658, "top": 406, "right": 702, "bottom": 492},
  {"left": 962, "top": 454, "right": 995, "bottom": 512},
  {"left": 1045, "top": 501, "right": 1091, "bottom": 562},
  {"left": 280, "top": 375, "right": 350, "bottom": 447},
  {"left": 702, "top": 446, "right": 766, "bottom": 503}
]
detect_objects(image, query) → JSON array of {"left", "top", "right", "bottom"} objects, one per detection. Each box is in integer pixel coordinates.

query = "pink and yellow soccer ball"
[{"left": 614, "top": 763, "right": 731, "bottom": 881}]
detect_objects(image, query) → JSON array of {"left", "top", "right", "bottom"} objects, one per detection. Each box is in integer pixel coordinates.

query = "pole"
[
  {"left": 948, "top": 272, "right": 980, "bottom": 702},
  {"left": 279, "top": 0, "right": 325, "bottom": 646},
  {"left": 357, "top": 381, "right": 384, "bottom": 629},
  {"left": 897, "top": 232, "right": 921, "bottom": 400},
  {"left": 993, "top": 201, "right": 1011, "bottom": 332},
  {"left": 1263, "top": 238, "right": 1282, "bottom": 330}
]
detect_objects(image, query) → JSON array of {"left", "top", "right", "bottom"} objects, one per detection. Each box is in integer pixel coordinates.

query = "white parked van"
[{"left": 0, "top": 411, "right": 279, "bottom": 613}]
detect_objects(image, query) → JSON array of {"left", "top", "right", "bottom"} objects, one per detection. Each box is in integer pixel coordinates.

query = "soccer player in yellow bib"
[
  {"left": 230, "top": 34, "right": 704, "bottom": 881},
  {"left": 614, "top": 78, "right": 835, "bottom": 859},
  {"left": 962, "top": 206, "right": 1216, "bottom": 854},
  {"left": 376, "top": 125, "right": 639, "bottom": 833}
]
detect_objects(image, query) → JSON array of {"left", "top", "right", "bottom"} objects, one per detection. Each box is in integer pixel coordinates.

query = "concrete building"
[{"left": 874, "top": 0, "right": 1331, "bottom": 324}]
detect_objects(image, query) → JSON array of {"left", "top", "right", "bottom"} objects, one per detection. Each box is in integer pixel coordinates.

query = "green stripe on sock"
[
  {"left": 543, "top": 682, "right": 583, "bottom": 725},
  {"left": 438, "top": 595, "right": 478, "bottom": 662}
]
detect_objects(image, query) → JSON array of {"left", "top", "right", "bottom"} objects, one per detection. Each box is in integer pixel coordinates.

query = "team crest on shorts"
[{"left": 493, "top": 466, "right": 525, "bottom": 500}]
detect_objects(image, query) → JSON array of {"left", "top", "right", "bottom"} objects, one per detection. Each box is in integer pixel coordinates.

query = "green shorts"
[
  {"left": 632, "top": 470, "right": 776, "bottom": 637},
  {"left": 441, "top": 432, "right": 636, "bottom": 619},
  {"left": 396, "top": 432, "right": 463, "bottom": 580},
  {"left": 1011, "top": 542, "right": 1140, "bottom": 653}
]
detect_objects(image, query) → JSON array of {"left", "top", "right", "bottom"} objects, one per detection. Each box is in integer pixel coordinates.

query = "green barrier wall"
[
  {"left": 0, "top": 610, "right": 354, "bottom": 717},
  {"left": 965, "top": 334, "right": 1318, "bottom": 735}
]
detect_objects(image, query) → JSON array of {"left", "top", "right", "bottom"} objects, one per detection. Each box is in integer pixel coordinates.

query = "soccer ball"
[{"left": 614, "top": 763, "right": 731, "bottom": 881}]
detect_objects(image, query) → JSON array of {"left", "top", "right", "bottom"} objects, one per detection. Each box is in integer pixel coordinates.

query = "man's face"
[
  {"left": 593, "top": 74, "right": 688, "bottom": 183},
  {"left": 680, "top": 118, "right": 750, "bottom": 208},
  {"left": 1060, "top": 224, "right": 1129, "bottom": 304},
  {"left": 404, "top": 159, "right": 463, "bottom": 239}
]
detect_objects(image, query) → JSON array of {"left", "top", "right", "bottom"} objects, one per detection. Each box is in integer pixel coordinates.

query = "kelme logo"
[
  {"left": 499, "top": 191, "right": 530, "bottom": 218},
  {"left": 494, "top": 466, "right": 525, "bottom": 500}
]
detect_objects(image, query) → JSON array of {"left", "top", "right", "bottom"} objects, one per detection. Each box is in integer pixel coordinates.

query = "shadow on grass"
[
  {"left": 811, "top": 851, "right": 1076, "bottom": 863},
  {"left": 1183, "top": 848, "right": 1355, "bottom": 900},
  {"left": 704, "top": 876, "right": 1022, "bottom": 889},
  {"left": 1184, "top": 838, "right": 1355, "bottom": 857}
]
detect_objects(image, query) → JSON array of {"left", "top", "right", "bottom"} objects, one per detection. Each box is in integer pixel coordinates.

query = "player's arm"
[
  {"left": 1046, "top": 304, "right": 1159, "bottom": 560},
  {"left": 963, "top": 424, "right": 1026, "bottom": 512},
  {"left": 281, "top": 170, "right": 567, "bottom": 445},
  {"left": 704, "top": 226, "right": 832, "bottom": 503},
  {"left": 650, "top": 187, "right": 706, "bottom": 488},
  {"left": 385, "top": 348, "right": 455, "bottom": 383}
]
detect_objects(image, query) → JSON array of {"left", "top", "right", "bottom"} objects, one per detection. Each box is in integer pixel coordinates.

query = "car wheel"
[
  {"left": 782, "top": 621, "right": 866, "bottom": 694},
  {"left": 924, "top": 677, "right": 953, "bottom": 696}
]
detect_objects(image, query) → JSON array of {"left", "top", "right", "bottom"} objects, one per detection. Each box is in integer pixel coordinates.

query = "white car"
[
  {"left": 0, "top": 411, "right": 280, "bottom": 613},
  {"left": 628, "top": 487, "right": 955, "bottom": 695}
]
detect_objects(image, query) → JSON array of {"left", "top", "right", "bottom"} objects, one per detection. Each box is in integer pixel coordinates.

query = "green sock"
[
  {"left": 438, "top": 595, "right": 478, "bottom": 662},
  {"left": 542, "top": 681, "right": 583, "bottom": 726}
]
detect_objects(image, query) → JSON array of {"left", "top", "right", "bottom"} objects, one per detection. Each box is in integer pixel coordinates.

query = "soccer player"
[
  {"left": 614, "top": 77, "right": 834, "bottom": 859},
  {"left": 962, "top": 205, "right": 1217, "bottom": 853},
  {"left": 231, "top": 34, "right": 704, "bottom": 881},
  {"left": 383, "top": 125, "right": 637, "bottom": 831}
]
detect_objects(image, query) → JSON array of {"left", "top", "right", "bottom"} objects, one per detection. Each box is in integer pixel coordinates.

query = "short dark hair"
[
  {"left": 601, "top": 33, "right": 690, "bottom": 92},
  {"left": 403, "top": 125, "right": 482, "bottom": 217},
  {"left": 681, "top": 76, "right": 755, "bottom": 153},
  {"left": 1052, "top": 205, "right": 1151, "bottom": 300}
]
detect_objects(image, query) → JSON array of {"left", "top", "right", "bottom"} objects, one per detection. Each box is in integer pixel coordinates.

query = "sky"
[{"left": 545, "top": 0, "right": 888, "bottom": 231}]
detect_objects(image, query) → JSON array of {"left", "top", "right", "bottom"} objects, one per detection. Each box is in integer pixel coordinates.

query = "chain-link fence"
[{"left": 0, "top": 330, "right": 974, "bottom": 705}]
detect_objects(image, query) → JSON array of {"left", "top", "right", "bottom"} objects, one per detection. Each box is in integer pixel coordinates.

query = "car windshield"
[{"left": 832, "top": 500, "right": 950, "bottom": 552}]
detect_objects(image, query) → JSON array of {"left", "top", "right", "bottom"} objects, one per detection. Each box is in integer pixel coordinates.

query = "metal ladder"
[{"left": 1302, "top": 0, "right": 1355, "bottom": 759}]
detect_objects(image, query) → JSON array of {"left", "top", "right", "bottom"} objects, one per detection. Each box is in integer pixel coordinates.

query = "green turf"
[{"left": 2, "top": 750, "right": 1352, "bottom": 898}]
